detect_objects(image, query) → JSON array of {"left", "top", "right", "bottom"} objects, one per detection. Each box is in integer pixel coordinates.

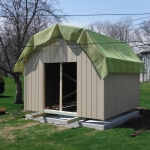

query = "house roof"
[
  {"left": 14, "top": 24, "right": 146, "bottom": 79},
  {"left": 139, "top": 47, "right": 150, "bottom": 54}
]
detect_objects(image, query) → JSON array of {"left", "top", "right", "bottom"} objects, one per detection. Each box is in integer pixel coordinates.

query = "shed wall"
[
  {"left": 24, "top": 38, "right": 104, "bottom": 119},
  {"left": 104, "top": 74, "right": 139, "bottom": 119}
]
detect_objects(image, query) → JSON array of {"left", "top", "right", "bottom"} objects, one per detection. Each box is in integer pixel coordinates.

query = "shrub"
[{"left": 0, "top": 77, "right": 5, "bottom": 94}]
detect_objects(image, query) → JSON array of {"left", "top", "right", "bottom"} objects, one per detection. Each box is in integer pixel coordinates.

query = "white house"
[{"left": 139, "top": 48, "right": 150, "bottom": 82}]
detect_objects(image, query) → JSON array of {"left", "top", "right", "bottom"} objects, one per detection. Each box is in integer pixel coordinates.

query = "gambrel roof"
[{"left": 14, "top": 24, "right": 146, "bottom": 79}]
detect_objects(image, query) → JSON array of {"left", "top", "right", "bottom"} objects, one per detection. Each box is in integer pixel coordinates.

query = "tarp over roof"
[{"left": 14, "top": 24, "right": 146, "bottom": 79}]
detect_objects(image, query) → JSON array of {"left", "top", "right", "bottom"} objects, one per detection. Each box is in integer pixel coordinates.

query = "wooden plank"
[
  {"left": 32, "top": 113, "right": 45, "bottom": 119},
  {"left": 60, "top": 63, "right": 62, "bottom": 111},
  {"left": 62, "top": 90, "right": 77, "bottom": 100},
  {"left": 63, "top": 72, "right": 77, "bottom": 82},
  {"left": 44, "top": 109, "right": 77, "bottom": 117},
  {"left": 67, "top": 117, "right": 81, "bottom": 124}
]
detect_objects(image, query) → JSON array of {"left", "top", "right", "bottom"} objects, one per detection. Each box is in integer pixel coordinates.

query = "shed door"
[{"left": 45, "top": 63, "right": 77, "bottom": 112}]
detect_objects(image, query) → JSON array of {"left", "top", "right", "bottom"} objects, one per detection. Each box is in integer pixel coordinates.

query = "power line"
[
  {"left": 115, "top": 16, "right": 150, "bottom": 25},
  {"left": 1, "top": 13, "right": 150, "bottom": 18},
  {"left": 50, "top": 13, "right": 150, "bottom": 16}
]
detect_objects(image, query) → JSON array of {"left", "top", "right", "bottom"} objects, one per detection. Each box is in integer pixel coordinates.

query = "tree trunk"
[{"left": 14, "top": 73, "right": 23, "bottom": 104}]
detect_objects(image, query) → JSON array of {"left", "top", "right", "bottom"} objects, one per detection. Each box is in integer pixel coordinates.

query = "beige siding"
[
  {"left": 24, "top": 52, "right": 43, "bottom": 112},
  {"left": 104, "top": 74, "right": 139, "bottom": 120},
  {"left": 76, "top": 46, "right": 104, "bottom": 120},
  {"left": 77, "top": 45, "right": 82, "bottom": 116}
]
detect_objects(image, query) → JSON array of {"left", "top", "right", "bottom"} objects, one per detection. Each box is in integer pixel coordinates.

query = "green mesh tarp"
[{"left": 14, "top": 24, "right": 146, "bottom": 79}]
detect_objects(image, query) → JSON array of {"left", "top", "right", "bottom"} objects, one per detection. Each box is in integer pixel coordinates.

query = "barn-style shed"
[{"left": 14, "top": 24, "right": 145, "bottom": 120}]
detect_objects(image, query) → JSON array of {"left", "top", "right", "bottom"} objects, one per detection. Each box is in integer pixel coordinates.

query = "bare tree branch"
[{"left": 0, "top": 0, "right": 68, "bottom": 103}]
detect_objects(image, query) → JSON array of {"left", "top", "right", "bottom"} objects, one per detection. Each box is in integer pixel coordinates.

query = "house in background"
[
  {"left": 139, "top": 48, "right": 150, "bottom": 82},
  {"left": 14, "top": 24, "right": 145, "bottom": 121}
]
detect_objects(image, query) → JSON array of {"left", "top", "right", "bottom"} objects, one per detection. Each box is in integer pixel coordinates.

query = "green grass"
[
  {"left": 0, "top": 76, "right": 24, "bottom": 113},
  {"left": 0, "top": 77, "right": 150, "bottom": 150},
  {"left": 140, "top": 82, "right": 150, "bottom": 109}
]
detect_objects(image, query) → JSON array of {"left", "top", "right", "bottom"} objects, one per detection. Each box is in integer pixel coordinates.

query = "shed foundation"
[{"left": 26, "top": 110, "right": 139, "bottom": 130}]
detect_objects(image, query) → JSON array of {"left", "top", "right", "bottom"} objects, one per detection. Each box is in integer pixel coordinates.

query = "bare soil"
[{"left": 118, "top": 108, "right": 150, "bottom": 130}]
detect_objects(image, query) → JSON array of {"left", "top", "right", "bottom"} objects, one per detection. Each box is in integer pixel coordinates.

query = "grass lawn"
[{"left": 0, "top": 77, "right": 150, "bottom": 150}]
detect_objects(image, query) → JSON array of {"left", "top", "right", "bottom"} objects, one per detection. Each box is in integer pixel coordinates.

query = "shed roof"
[{"left": 14, "top": 24, "right": 146, "bottom": 79}]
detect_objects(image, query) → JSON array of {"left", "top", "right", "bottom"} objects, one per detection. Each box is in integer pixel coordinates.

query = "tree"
[
  {"left": 0, "top": 0, "right": 67, "bottom": 104},
  {"left": 86, "top": 17, "right": 135, "bottom": 47},
  {"left": 86, "top": 20, "right": 112, "bottom": 35},
  {"left": 133, "top": 19, "right": 150, "bottom": 51}
]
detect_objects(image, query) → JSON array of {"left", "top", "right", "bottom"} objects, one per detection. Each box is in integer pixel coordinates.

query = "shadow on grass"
[
  {"left": 117, "top": 108, "right": 150, "bottom": 130},
  {"left": 0, "top": 95, "right": 13, "bottom": 98}
]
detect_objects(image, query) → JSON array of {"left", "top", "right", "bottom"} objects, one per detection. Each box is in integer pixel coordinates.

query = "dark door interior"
[
  {"left": 45, "top": 62, "right": 77, "bottom": 112},
  {"left": 45, "top": 63, "right": 60, "bottom": 109},
  {"left": 62, "top": 63, "right": 77, "bottom": 112}
]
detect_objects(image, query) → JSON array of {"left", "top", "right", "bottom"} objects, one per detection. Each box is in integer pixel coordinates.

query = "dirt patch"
[
  {"left": 56, "top": 125, "right": 68, "bottom": 130},
  {"left": 84, "top": 130, "right": 97, "bottom": 136},
  {"left": 0, "top": 117, "right": 15, "bottom": 123},
  {"left": 3, "top": 122, "right": 40, "bottom": 132},
  {"left": 118, "top": 108, "right": 150, "bottom": 130},
  {"left": 0, "top": 122, "right": 41, "bottom": 140}
]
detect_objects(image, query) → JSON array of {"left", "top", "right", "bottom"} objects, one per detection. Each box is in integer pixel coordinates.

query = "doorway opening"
[{"left": 45, "top": 62, "right": 77, "bottom": 112}]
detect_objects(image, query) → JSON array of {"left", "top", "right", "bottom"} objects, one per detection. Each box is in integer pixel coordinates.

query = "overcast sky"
[{"left": 57, "top": 0, "right": 150, "bottom": 27}]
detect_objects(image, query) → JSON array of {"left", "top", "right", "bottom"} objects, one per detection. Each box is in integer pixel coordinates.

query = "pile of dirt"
[
  {"left": 118, "top": 108, "right": 150, "bottom": 129},
  {"left": 0, "top": 107, "right": 6, "bottom": 115}
]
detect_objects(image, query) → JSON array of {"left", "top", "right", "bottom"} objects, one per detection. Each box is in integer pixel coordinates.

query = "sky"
[{"left": 57, "top": 0, "right": 150, "bottom": 28}]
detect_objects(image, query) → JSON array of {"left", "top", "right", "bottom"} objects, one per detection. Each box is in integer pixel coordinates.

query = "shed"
[
  {"left": 14, "top": 24, "right": 145, "bottom": 120},
  {"left": 139, "top": 47, "right": 150, "bottom": 82}
]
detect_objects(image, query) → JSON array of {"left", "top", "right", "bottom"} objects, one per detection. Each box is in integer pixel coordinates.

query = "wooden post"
[{"left": 60, "top": 63, "right": 62, "bottom": 111}]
